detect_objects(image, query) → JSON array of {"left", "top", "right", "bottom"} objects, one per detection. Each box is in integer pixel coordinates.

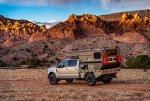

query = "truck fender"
[
  {"left": 84, "top": 72, "right": 96, "bottom": 79},
  {"left": 48, "top": 72, "right": 56, "bottom": 79}
]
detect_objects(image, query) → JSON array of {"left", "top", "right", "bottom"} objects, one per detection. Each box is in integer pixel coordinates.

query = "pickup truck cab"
[{"left": 48, "top": 48, "right": 122, "bottom": 86}]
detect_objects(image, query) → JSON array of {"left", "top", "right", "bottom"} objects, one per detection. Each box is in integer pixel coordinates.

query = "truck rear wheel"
[
  {"left": 66, "top": 79, "right": 73, "bottom": 83},
  {"left": 86, "top": 74, "right": 97, "bottom": 86},
  {"left": 49, "top": 74, "right": 58, "bottom": 85}
]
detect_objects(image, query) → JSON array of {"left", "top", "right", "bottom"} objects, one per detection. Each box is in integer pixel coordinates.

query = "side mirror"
[
  {"left": 57, "top": 65, "right": 61, "bottom": 68},
  {"left": 62, "top": 65, "right": 65, "bottom": 68}
]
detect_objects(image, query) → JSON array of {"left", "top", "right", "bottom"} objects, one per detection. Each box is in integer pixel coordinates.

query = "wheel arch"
[
  {"left": 48, "top": 72, "right": 56, "bottom": 79},
  {"left": 84, "top": 72, "right": 96, "bottom": 79}
]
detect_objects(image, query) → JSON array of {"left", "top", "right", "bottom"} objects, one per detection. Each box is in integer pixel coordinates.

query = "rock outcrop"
[
  {"left": 28, "top": 32, "right": 48, "bottom": 42},
  {"left": 113, "top": 32, "right": 150, "bottom": 43},
  {"left": 0, "top": 16, "right": 46, "bottom": 46},
  {"left": 119, "top": 13, "right": 150, "bottom": 31},
  {"left": 47, "top": 14, "right": 121, "bottom": 39},
  {"left": 47, "top": 13, "right": 150, "bottom": 44}
]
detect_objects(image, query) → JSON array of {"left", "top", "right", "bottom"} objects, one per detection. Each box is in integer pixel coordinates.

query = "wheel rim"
[
  {"left": 50, "top": 77, "right": 55, "bottom": 82},
  {"left": 87, "top": 77, "right": 92, "bottom": 83}
]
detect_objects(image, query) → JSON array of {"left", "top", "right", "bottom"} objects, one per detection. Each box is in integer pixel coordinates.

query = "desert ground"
[{"left": 0, "top": 69, "right": 150, "bottom": 101}]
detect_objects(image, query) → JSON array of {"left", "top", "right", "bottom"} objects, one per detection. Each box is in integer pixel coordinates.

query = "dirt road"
[
  {"left": 0, "top": 69, "right": 150, "bottom": 101},
  {"left": 1, "top": 80, "right": 150, "bottom": 91},
  {"left": 0, "top": 80, "right": 150, "bottom": 101}
]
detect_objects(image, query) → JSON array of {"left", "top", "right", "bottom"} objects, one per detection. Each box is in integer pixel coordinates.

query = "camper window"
[{"left": 94, "top": 52, "right": 101, "bottom": 59}]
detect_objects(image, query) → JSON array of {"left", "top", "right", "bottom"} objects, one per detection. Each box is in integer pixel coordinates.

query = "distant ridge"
[
  {"left": 100, "top": 9, "right": 150, "bottom": 20},
  {"left": 0, "top": 9, "right": 150, "bottom": 47}
]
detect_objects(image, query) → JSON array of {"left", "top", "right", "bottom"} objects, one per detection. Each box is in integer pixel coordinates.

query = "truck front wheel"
[
  {"left": 86, "top": 74, "right": 97, "bottom": 86},
  {"left": 49, "top": 74, "right": 58, "bottom": 85}
]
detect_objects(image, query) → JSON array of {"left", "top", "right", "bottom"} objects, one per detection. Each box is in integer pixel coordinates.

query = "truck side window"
[
  {"left": 59, "top": 60, "right": 68, "bottom": 68},
  {"left": 68, "top": 60, "right": 77, "bottom": 67},
  {"left": 94, "top": 52, "right": 101, "bottom": 59}
]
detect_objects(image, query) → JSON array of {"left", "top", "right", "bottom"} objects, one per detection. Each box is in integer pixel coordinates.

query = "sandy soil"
[{"left": 0, "top": 69, "right": 150, "bottom": 101}]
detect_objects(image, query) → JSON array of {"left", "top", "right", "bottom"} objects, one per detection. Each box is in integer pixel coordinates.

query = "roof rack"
[{"left": 64, "top": 48, "right": 118, "bottom": 53}]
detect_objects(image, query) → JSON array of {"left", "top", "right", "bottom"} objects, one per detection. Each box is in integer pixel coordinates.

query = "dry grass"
[{"left": 0, "top": 69, "right": 150, "bottom": 101}]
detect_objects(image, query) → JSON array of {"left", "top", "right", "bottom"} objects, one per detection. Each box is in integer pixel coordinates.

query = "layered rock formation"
[
  {"left": 0, "top": 9, "right": 150, "bottom": 47},
  {"left": 0, "top": 16, "right": 46, "bottom": 46},
  {"left": 47, "top": 13, "right": 150, "bottom": 43},
  {"left": 47, "top": 14, "right": 121, "bottom": 39}
]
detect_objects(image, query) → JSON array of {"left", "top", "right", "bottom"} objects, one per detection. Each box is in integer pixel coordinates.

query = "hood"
[
  {"left": 48, "top": 65, "right": 57, "bottom": 70},
  {"left": 48, "top": 65, "right": 57, "bottom": 74},
  {"left": 49, "top": 65, "right": 57, "bottom": 68}
]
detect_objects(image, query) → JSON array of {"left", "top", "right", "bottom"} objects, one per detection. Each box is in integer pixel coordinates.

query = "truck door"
[
  {"left": 67, "top": 59, "right": 79, "bottom": 78},
  {"left": 56, "top": 60, "right": 68, "bottom": 78},
  {"left": 56, "top": 59, "right": 79, "bottom": 78}
]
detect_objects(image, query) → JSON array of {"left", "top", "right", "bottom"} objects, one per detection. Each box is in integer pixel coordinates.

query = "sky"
[{"left": 0, "top": 0, "right": 150, "bottom": 22}]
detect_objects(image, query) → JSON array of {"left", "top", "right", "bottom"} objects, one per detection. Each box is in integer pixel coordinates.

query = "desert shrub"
[
  {"left": 50, "top": 60, "right": 55, "bottom": 64},
  {"left": 40, "top": 59, "right": 50, "bottom": 67},
  {"left": 43, "top": 44, "right": 48, "bottom": 52},
  {"left": 44, "top": 44, "right": 48, "bottom": 49},
  {"left": 25, "top": 58, "right": 41, "bottom": 68},
  {"left": 23, "top": 58, "right": 51, "bottom": 68},
  {"left": 12, "top": 57, "right": 18, "bottom": 61},
  {"left": 0, "top": 60, "right": 7, "bottom": 67},
  {"left": 49, "top": 52, "right": 55, "bottom": 56},
  {"left": 25, "top": 48, "right": 31, "bottom": 52},
  {"left": 55, "top": 57, "right": 61, "bottom": 63},
  {"left": 126, "top": 55, "right": 150, "bottom": 69},
  {"left": 51, "top": 42, "right": 54, "bottom": 44}
]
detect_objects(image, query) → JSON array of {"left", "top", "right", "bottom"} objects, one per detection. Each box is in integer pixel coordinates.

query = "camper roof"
[{"left": 65, "top": 48, "right": 118, "bottom": 53}]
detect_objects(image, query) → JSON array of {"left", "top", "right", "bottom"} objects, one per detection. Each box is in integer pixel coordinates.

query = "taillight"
[
  {"left": 102, "top": 57, "right": 108, "bottom": 64},
  {"left": 118, "top": 56, "right": 122, "bottom": 62}
]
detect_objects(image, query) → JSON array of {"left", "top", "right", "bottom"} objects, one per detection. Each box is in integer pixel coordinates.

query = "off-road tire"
[
  {"left": 49, "top": 74, "right": 58, "bottom": 85},
  {"left": 66, "top": 79, "right": 73, "bottom": 83},
  {"left": 86, "top": 73, "right": 97, "bottom": 86}
]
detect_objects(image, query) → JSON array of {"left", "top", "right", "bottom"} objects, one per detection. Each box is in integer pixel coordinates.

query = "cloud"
[
  {"left": 100, "top": 0, "right": 150, "bottom": 10},
  {"left": 0, "top": 0, "right": 77, "bottom": 6},
  {"left": 0, "top": 0, "right": 150, "bottom": 11},
  {"left": 33, "top": 20, "right": 59, "bottom": 28}
]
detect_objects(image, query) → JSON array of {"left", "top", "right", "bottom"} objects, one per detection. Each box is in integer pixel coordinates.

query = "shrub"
[
  {"left": 55, "top": 57, "right": 61, "bottom": 63},
  {"left": 12, "top": 57, "right": 18, "bottom": 61},
  {"left": 126, "top": 55, "right": 150, "bottom": 69},
  {"left": 25, "top": 58, "right": 41, "bottom": 67},
  {"left": 0, "top": 60, "right": 7, "bottom": 67},
  {"left": 44, "top": 44, "right": 48, "bottom": 52},
  {"left": 40, "top": 59, "right": 50, "bottom": 67},
  {"left": 44, "top": 44, "right": 48, "bottom": 49},
  {"left": 25, "top": 48, "right": 31, "bottom": 52},
  {"left": 23, "top": 58, "right": 51, "bottom": 68}
]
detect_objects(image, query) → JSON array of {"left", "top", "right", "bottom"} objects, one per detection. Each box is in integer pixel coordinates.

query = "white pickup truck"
[{"left": 48, "top": 48, "right": 122, "bottom": 86}]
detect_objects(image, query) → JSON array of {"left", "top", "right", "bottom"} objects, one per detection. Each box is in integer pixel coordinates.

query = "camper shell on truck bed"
[{"left": 65, "top": 48, "right": 122, "bottom": 70}]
